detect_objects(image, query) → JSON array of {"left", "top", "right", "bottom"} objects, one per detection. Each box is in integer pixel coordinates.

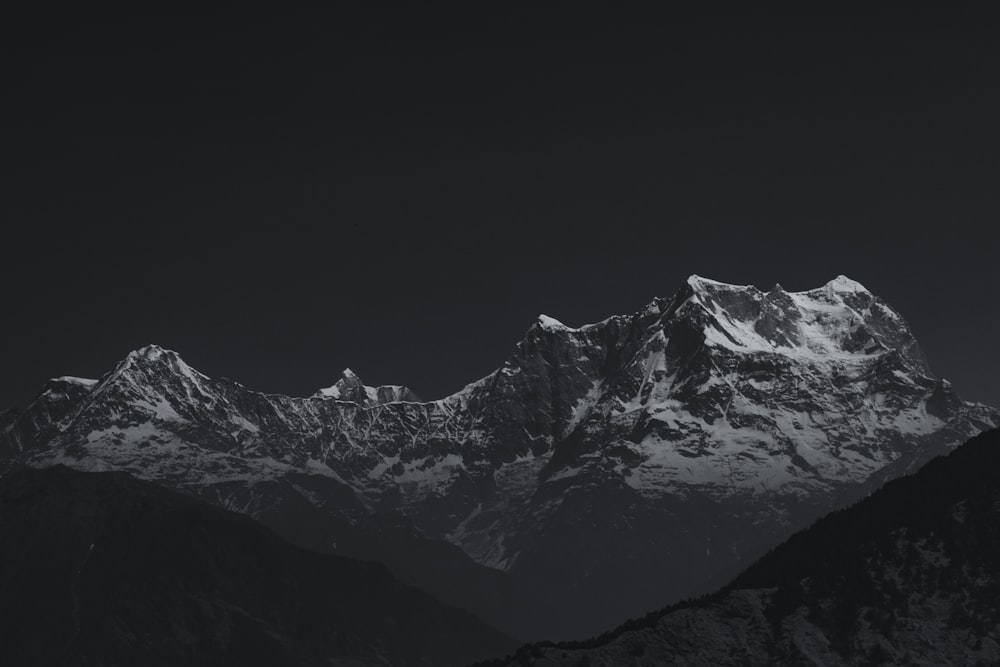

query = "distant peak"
[
  {"left": 536, "top": 314, "right": 568, "bottom": 331},
  {"left": 687, "top": 273, "right": 756, "bottom": 289},
  {"left": 684, "top": 274, "right": 870, "bottom": 296},
  {"left": 127, "top": 344, "right": 174, "bottom": 362},
  {"left": 52, "top": 376, "right": 98, "bottom": 387},
  {"left": 335, "top": 368, "right": 365, "bottom": 389},
  {"left": 315, "top": 368, "right": 366, "bottom": 398},
  {"left": 686, "top": 274, "right": 712, "bottom": 288},
  {"left": 313, "top": 369, "right": 419, "bottom": 403},
  {"left": 824, "top": 275, "right": 869, "bottom": 293},
  {"left": 686, "top": 275, "right": 757, "bottom": 292}
]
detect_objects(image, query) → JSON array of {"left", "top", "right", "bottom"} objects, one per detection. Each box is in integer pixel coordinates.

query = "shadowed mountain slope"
[
  {"left": 495, "top": 428, "right": 1000, "bottom": 665},
  {"left": 0, "top": 466, "right": 515, "bottom": 666}
]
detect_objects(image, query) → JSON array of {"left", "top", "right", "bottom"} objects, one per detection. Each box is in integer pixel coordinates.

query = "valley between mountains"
[{"left": 2, "top": 275, "right": 995, "bottom": 647}]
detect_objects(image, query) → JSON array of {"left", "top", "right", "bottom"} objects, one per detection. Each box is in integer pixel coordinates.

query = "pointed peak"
[
  {"left": 126, "top": 344, "right": 177, "bottom": 363},
  {"left": 86, "top": 344, "right": 212, "bottom": 402},
  {"left": 336, "top": 368, "right": 364, "bottom": 387},
  {"left": 314, "top": 367, "right": 366, "bottom": 398},
  {"left": 683, "top": 274, "right": 872, "bottom": 297},
  {"left": 824, "top": 274, "right": 869, "bottom": 293},
  {"left": 118, "top": 344, "right": 198, "bottom": 377},
  {"left": 685, "top": 274, "right": 758, "bottom": 292},
  {"left": 536, "top": 314, "right": 569, "bottom": 331},
  {"left": 115, "top": 344, "right": 206, "bottom": 384}
]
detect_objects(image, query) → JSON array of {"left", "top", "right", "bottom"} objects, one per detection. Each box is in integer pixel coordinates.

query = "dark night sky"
[{"left": 3, "top": 5, "right": 999, "bottom": 410}]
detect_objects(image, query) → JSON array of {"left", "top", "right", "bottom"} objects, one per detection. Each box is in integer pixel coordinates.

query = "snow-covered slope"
[{"left": 1, "top": 275, "right": 995, "bottom": 640}]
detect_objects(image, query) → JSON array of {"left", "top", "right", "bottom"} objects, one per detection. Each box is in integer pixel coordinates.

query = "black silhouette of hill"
[
  {"left": 0, "top": 465, "right": 515, "bottom": 666},
  {"left": 493, "top": 428, "right": 1000, "bottom": 665}
]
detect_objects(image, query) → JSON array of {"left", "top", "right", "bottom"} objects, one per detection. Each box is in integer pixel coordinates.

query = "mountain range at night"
[
  {"left": 2, "top": 275, "right": 995, "bottom": 655},
  {"left": 8, "top": 4, "right": 1000, "bottom": 664}
]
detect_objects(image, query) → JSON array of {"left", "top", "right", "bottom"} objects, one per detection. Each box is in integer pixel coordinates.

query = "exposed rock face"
[
  {"left": 313, "top": 368, "right": 422, "bottom": 405},
  {"left": 2, "top": 275, "right": 995, "bottom": 639},
  {"left": 501, "top": 428, "right": 1000, "bottom": 666},
  {"left": 0, "top": 377, "right": 95, "bottom": 459}
]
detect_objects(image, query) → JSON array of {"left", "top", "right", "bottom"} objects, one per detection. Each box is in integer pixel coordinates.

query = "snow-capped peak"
[
  {"left": 686, "top": 274, "right": 758, "bottom": 293},
  {"left": 316, "top": 369, "right": 365, "bottom": 398},
  {"left": 336, "top": 368, "right": 363, "bottom": 387},
  {"left": 536, "top": 314, "right": 569, "bottom": 331},
  {"left": 822, "top": 274, "right": 869, "bottom": 293},
  {"left": 127, "top": 344, "right": 171, "bottom": 361},
  {"left": 118, "top": 344, "right": 204, "bottom": 378},
  {"left": 99, "top": 344, "right": 212, "bottom": 400},
  {"left": 660, "top": 274, "right": 921, "bottom": 369},
  {"left": 685, "top": 274, "right": 869, "bottom": 297}
]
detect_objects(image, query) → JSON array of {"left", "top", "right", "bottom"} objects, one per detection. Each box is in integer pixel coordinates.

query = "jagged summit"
[
  {"left": 126, "top": 343, "right": 173, "bottom": 361},
  {"left": 316, "top": 368, "right": 366, "bottom": 398},
  {"left": 657, "top": 273, "right": 924, "bottom": 370},
  {"left": 333, "top": 368, "right": 363, "bottom": 388},
  {"left": 314, "top": 368, "right": 420, "bottom": 404},
  {"left": 531, "top": 275, "right": 872, "bottom": 336},
  {"left": 113, "top": 344, "right": 205, "bottom": 383},
  {"left": 823, "top": 273, "right": 869, "bottom": 293},
  {"left": 685, "top": 273, "right": 869, "bottom": 296},
  {"left": 107, "top": 347, "right": 412, "bottom": 406}
]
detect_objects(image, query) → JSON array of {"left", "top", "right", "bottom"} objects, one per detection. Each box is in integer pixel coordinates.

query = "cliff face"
[{"left": 2, "top": 275, "right": 995, "bottom": 640}]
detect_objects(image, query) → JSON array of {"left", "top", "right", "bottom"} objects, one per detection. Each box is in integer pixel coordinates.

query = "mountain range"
[{"left": 2, "top": 275, "right": 995, "bottom": 641}]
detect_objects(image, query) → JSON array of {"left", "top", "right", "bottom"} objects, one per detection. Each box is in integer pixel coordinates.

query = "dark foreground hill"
[
  {"left": 0, "top": 466, "right": 515, "bottom": 666},
  {"left": 497, "top": 428, "right": 1000, "bottom": 665}
]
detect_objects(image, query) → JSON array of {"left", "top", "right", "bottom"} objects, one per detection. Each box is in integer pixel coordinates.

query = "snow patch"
[
  {"left": 564, "top": 380, "right": 604, "bottom": 435},
  {"left": 53, "top": 376, "right": 98, "bottom": 386},
  {"left": 537, "top": 314, "right": 568, "bottom": 331}
]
